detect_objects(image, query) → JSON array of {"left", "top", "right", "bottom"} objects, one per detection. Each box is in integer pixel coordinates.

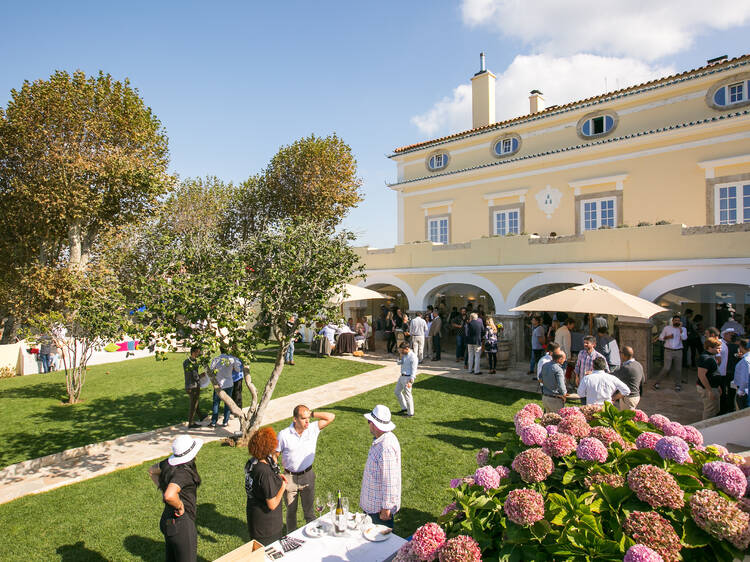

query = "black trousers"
[
  {"left": 432, "top": 334, "right": 441, "bottom": 360},
  {"left": 386, "top": 331, "right": 395, "bottom": 353},
  {"left": 232, "top": 379, "right": 243, "bottom": 410},
  {"left": 488, "top": 352, "right": 497, "bottom": 370},
  {"left": 160, "top": 514, "right": 197, "bottom": 562}
]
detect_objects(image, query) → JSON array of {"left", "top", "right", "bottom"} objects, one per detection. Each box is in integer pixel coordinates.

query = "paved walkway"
[{"left": 0, "top": 350, "right": 700, "bottom": 505}]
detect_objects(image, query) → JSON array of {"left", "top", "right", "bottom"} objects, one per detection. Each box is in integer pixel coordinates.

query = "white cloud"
[
  {"left": 461, "top": 0, "right": 750, "bottom": 60},
  {"left": 411, "top": 54, "right": 674, "bottom": 138}
]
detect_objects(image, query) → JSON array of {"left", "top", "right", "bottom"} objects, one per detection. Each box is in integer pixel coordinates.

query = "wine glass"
[
  {"left": 326, "top": 492, "right": 335, "bottom": 523},
  {"left": 315, "top": 495, "right": 325, "bottom": 519},
  {"left": 341, "top": 496, "right": 349, "bottom": 515}
]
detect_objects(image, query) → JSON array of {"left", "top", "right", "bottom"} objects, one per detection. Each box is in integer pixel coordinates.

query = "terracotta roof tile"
[{"left": 392, "top": 54, "right": 750, "bottom": 155}]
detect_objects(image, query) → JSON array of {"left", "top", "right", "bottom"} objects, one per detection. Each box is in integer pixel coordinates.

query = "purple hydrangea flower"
[
  {"left": 624, "top": 544, "right": 664, "bottom": 562},
  {"left": 476, "top": 447, "right": 490, "bottom": 467},
  {"left": 520, "top": 423, "right": 548, "bottom": 446},
  {"left": 495, "top": 465, "right": 511, "bottom": 480},
  {"left": 546, "top": 424, "right": 558, "bottom": 435},
  {"left": 702, "top": 461, "right": 747, "bottom": 498},
  {"left": 654, "top": 436, "right": 691, "bottom": 464},
  {"left": 576, "top": 437, "right": 608, "bottom": 462},
  {"left": 449, "top": 478, "right": 462, "bottom": 488}
]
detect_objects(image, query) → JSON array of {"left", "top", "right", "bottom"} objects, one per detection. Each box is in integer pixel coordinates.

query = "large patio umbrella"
[
  {"left": 330, "top": 284, "right": 389, "bottom": 305},
  {"left": 510, "top": 281, "right": 668, "bottom": 319}
]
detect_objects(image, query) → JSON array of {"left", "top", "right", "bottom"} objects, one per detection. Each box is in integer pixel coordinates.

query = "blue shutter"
[
  {"left": 714, "top": 87, "right": 726, "bottom": 106},
  {"left": 604, "top": 115, "right": 614, "bottom": 132},
  {"left": 511, "top": 138, "right": 519, "bottom": 152},
  {"left": 429, "top": 156, "right": 435, "bottom": 169},
  {"left": 582, "top": 120, "right": 590, "bottom": 136}
]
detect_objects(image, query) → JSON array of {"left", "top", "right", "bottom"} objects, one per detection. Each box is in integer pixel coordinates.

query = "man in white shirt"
[
  {"left": 577, "top": 357, "right": 631, "bottom": 406},
  {"left": 554, "top": 318, "right": 575, "bottom": 358},
  {"left": 408, "top": 311, "right": 428, "bottom": 363},
  {"left": 209, "top": 348, "right": 240, "bottom": 427},
  {"left": 277, "top": 404, "right": 335, "bottom": 531},
  {"left": 395, "top": 342, "right": 418, "bottom": 417},
  {"left": 651, "top": 315, "right": 687, "bottom": 392}
]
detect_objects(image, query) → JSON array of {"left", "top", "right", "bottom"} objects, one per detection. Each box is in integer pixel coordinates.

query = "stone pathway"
[{"left": 0, "top": 350, "right": 701, "bottom": 505}]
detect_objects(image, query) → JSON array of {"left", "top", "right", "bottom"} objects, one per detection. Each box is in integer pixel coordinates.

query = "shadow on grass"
[
  {"left": 123, "top": 534, "right": 211, "bottom": 562},
  {"left": 396, "top": 506, "right": 436, "bottom": 538},
  {"left": 329, "top": 405, "right": 371, "bottom": 416},
  {"left": 426, "top": 418, "right": 515, "bottom": 451},
  {"left": 0, "top": 381, "right": 68, "bottom": 401},
  {"left": 198, "top": 503, "right": 249, "bottom": 541},
  {"left": 56, "top": 541, "right": 108, "bottom": 562},
  {"left": 0, "top": 390, "right": 191, "bottom": 468}
]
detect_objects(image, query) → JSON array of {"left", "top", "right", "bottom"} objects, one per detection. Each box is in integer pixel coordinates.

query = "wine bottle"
[{"left": 335, "top": 490, "right": 346, "bottom": 533}]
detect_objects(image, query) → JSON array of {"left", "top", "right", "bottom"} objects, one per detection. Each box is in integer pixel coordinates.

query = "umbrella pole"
[{"left": 589, "top": 314, "right": 593, "bottom": 337}]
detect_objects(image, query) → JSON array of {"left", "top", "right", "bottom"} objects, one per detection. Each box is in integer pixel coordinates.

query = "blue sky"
[{"left": 2, "top": 1, "right": 749, "bottom": 247}]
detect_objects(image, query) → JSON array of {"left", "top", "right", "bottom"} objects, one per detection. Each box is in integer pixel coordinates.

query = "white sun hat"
[
  {"left": 168, "top": 434, "right": 204, "bottom": 466},
  {"left": 364, "top": 404, "right": 396, "bottom": 432}
]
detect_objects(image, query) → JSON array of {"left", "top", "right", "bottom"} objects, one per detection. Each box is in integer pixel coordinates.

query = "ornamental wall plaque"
[{"left": 535, "top": 185, "right": 562, "bottom": 219}]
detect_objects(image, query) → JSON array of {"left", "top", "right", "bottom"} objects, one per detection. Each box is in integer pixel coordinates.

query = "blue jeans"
[
  {"left": 39, "top": 354, "right": 51, "bottom": 373},
  {"left": 211, "top": 388, "right": 231, "bottom": 425},
  {"left": 367, "top": 511, "right": 394, "bottom": 529},
  {"left": 530, "top": 349, "right": 543, "bottom": 373},
  {"left": 285, "top": 341, "right": 295, "bottom": 363},
  {"left": 455, "top": 334, "right": 465, "bottom": 360}
]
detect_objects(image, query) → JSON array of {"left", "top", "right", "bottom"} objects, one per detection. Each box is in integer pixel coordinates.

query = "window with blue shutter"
[
  {"left": 582, "top": 120, "right": 590, "bottom": 136},
  {"left": 493, "top": 135, "right": 520, "bottom": 157},
  {"left": 580, "top": 113, "right": 616, "bottom": 138},
  {"left": 427, "top": 153, "right": 448, "bottom": 171},
  {"left": 714, "top": 87, "right": 726, "bottom": 106}
]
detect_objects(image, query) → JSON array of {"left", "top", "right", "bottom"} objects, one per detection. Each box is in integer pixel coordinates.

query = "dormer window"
[
  {"left": 707, "top": 74, "right": 750, "bottom": 110},
  {"left": 578, "top": 113, "right": 616, "bottom": 139},
  {"left": 491, "top": 134, "right": 521, "bottom": 158},
  {"left": 427, "top": 152, "right": 449, "bottom": 171}
]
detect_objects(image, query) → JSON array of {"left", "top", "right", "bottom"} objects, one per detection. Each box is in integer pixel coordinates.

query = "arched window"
[
  {"left": 492, "top": 134, "right": 521, "bottom": 158},
  {"left": 580, "top": 114, "right": 616, "bottom": 138},
  {"left": 713, "top": 80, "right": 750, "bottom": 106},
  {"left": 427, "top": 152, "right": 449, "bottom": 171}
]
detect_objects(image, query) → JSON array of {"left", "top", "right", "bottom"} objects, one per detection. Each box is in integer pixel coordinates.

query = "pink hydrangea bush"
[
  {"left": 520, "top": 423, "right": 548, "bottom": 446},
  {"left": 474, "top": 465, "right": 501, "bottom": 491},
  {"left": 511, "top": 448, "right": 554, "bottom": 483},
  {"left": 545, "top": 424, "right": 558, "bottom": 435},
  {"left": 681, "top": 425, "right": 703, "bottom": 446},
  {"left": 690, "top": 489, "right": 750, "bottom": 550},
  {"left": 437, "top": 535, "right": 482, "bottom": 562},
  {"left": 520, "top": 403, "right": 543, "bottom": 419},
  {"left": 661, "top": 421, "right": 686, "bottom": 439},
  {"left": 495, "top": 465, "right": 511, "bottom": 480},
  {"left": 503, "top": 488, "right": 545, "bottom": 526},
  {"left": 513, "top": 410, "right": 536, "bottom": 433},
  {"left": 623, "top": 545, "right": 664, "bottom": 562},
  {"left": 393, "top": 541, "right": 421, "bottom": 562},
  {"left": 622, "top": 511, "right": 682, "bottom": 562},
  {"left": 702, "top": 461, "right": 747, "bottom": 498},
  {"left": 411, "top": 522, "right": 446, "bottom": 561},
  {"left": 635, "top": 432, "right": 661, "bottom": 450},
  {"left": 542, "top": 432, "right": 577, "bottom": 457},
  {"left": 627, "top": 465, "right": 684, "bottom": 509},
  {"left": 558, "top": 406, "right": 585, "bottom": 419},
  {"left": 589, "top": 426, "right": 625, "bottom": 448},
  {"left": 557, "top": 416, "right": 591, "bottom": 438},
  {"left": 648, "top": 414, "right": 670, "bottom": 430},
  {"left": 476, "top": 447, "right": 490, "bottom": 467},
  {"left": 576, "top": 437, "right": 608, "bottom": 462},
  {"left": 631, "top": 409, "right": 649, "bottom": 422}
]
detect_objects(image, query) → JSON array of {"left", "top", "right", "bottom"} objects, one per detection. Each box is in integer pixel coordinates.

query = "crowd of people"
[{"left": 149, "top": 402, "right": 401, "bottom": 562}]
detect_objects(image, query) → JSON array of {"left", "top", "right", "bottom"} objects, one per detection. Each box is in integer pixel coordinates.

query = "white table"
[{"left": 264, "top": 515, "right": 407, "bottom": 562}]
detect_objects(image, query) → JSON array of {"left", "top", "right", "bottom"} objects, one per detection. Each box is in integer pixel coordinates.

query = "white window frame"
[
  {"left": 714, "top": 181, "right": 750, "bottom": 225},
  {"left": 727, "top": 82, "right": 746, "bottom": 104},
  {"left": 580, "top": 196, "right": 616, "bottom": 232},
  {"left": 427, "top": 153, "right": 448, "bottom": 171},
  {"left": 493, "top": 207, "right": 520, "bottom": 235},
  {"left": 427, "top": 216, "right": 449, "bottom": 244}
]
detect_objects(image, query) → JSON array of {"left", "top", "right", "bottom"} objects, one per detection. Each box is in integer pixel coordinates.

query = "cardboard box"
[{"left": 214, "top": 539, "right": 266, "bottom": 561}]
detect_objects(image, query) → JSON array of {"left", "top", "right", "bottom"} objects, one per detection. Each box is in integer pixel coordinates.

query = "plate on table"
[
  {"left": 362, "top": 524, "right": 393, "bottom": 542},
  {"left": 303, "top": 520, "right": 328, "bottom": 538}
]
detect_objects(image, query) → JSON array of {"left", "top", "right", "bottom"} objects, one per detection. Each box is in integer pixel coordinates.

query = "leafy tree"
[{"left": 0, "top": 69, "right": 171, "bottom": 400}]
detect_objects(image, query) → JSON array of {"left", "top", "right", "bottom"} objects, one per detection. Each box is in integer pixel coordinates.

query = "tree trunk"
[
  {"left": 61, "top": 337, "right": 92, "bottom": 404},
  {"left": 0, "top": 315, "right": 18, "bottom": 344},
  {"left": 207, "top": 366, "right": 258, "bottom": 443},
  {"left": 246, "top": 343, "right": 287, "bottom": 437}
]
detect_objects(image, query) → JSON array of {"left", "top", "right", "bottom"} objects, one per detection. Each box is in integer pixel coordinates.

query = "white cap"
[{"left": 364, "top": 404, "right": 396, "bottom": 432}]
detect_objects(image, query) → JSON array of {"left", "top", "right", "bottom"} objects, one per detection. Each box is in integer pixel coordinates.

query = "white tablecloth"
[{"left": 265, "top": 516, "right": 406, "bottom": 562}]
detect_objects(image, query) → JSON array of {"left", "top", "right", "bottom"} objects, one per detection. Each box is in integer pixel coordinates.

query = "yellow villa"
[{"left": 354, "top": 53, "right": 750, "bottom": 369}]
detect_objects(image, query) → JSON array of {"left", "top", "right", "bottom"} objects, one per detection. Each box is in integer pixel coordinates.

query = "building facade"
[{"left": 356, "top": 54, "right": 750, "bottom": 367}]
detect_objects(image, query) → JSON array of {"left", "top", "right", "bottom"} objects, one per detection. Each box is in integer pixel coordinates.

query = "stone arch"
[
  {"left": 358, "top": 273, "right": 418, "bottom": 310},
  {"left": 505, "top": 271, "right": 623, "bottom": 311},
  {"left": 415, "top": 273, "right": 505, "bottom": 312},
  {"left": 638, "top": 268, "right": 750, "bottom": 302}
]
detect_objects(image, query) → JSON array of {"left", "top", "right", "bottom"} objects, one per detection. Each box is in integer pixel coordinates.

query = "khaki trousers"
[
  {"left": 696, "top": 385, "right": 720, "bottom": 420},
  {"left": 542, "top": 395, "right": 564, "bottom": 413},
  {"left": 617, "top": 395, "right": 640, "bottom": 410}
]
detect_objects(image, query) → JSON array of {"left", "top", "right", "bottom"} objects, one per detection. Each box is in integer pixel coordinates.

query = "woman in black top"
[
  {"left": 696, "top": 337, "right": 722, "bottom": 420},
  {"left": 148, "top": 435, "right": 203, "bottom": 562},
  {"left": 245, "top": 426, "right": 287, "bottom": 546}
]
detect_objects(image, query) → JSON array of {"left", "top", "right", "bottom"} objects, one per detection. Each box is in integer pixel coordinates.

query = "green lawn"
[
  {"left": 0, "top": 375, "right": 539, "bottom": 562},
  {"left": 0, "top": 350, "right": 377, "bottom": 468}
]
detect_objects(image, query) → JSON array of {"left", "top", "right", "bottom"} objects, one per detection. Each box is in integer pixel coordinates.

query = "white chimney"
[
  {"left": 471, "top": 52, "right": 496, "bottom": 129},
  {"left": 529, "top": 89, "right": 545, "bottom": 114}
]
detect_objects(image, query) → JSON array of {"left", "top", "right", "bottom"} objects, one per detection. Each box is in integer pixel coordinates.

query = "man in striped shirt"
[
  {"left": 360, "top": 405, "right": 401, "bottom": 529},
  {"left": 574, "top": 336, "right": 608, "bottom": 386}
]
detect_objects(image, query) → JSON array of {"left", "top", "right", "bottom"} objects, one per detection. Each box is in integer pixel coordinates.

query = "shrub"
[
  {"left": 435, "top": 401, "right": 750, "bottom": 561},
  {"left": 0, "top": 366, "right": 15, "bottom": 378}
]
